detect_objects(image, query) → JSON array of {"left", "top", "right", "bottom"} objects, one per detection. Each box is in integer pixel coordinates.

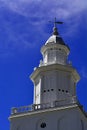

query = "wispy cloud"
[
  {"left": 0, "top": 0, "right": 86, "bottom": 36},
  {"left": 1, "top": 0, "right": 86, "bottom": 19},
  {"left": 80, "top": 68, "right": 87, "bottom": 79},
  {"left": 0, "top": 0, "right": 86, "bottom": 58}
]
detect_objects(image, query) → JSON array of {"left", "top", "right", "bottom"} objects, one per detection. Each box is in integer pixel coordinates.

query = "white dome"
[{"left": 45, "top": 35, "right": 65, "bottom": 45}]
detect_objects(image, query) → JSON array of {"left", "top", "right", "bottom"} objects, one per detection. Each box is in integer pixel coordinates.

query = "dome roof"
[
  {"left": 45, "top": 25, "right": 66, "bottom": 45},
  {"left": 45, "top": 35, "right": 65, "bottom": 45},
  {"left": 44, "top": 25, "right": 69, "bottom": 49}
]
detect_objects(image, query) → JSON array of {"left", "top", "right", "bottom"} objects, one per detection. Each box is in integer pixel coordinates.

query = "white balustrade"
[{"left": 11, "top": 96, "right": 77, "bottom": 115}]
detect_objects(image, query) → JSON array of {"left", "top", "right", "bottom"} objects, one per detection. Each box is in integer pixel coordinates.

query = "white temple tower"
[{"left": 9, "top": 20, "right": 87, "bottom": 130}]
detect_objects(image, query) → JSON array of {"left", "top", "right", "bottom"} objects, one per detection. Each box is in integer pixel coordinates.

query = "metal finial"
[
  {"left": 49, "top": 17, "right": 63, "bottom": 35},
  {"left": 54, "top": 17, "right": 63, "bottom": 27}
]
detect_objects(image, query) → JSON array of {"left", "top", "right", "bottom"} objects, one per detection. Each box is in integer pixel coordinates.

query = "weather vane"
[
  {"left": 49, "top": 17, "right": 63, "bottom": 28},
  {"left": 49, "top": 17, "right": 63, "bottom": 35}
]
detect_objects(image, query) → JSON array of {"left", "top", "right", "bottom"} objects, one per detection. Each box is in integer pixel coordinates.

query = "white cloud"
[
  {"left": 0, "top": 0, "right": 87, "bottom": 19},
  {"left": 0, "top": 0, "right": 86, "bottom": 35},
  {"left": 80, "top": 68, "right": 87, "bottom": 79},
  {"left": 0, "top": 0, "right": 86, "bottom": 57}
]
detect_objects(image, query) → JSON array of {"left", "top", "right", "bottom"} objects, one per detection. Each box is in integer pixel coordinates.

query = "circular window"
[{"left": 40, "top": 122, "right": 46, "bottom": 128}]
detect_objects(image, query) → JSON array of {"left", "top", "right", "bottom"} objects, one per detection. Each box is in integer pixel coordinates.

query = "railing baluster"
[{"left": 11, "top": 96, "right": 77, "bottom": 115}]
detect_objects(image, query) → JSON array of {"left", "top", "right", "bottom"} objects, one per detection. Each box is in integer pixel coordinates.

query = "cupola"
[{"left": 40, "top": 19, "right": 70, "bottom": 66}]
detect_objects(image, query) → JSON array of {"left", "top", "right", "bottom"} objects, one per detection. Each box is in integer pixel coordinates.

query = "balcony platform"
[{"left": 11, "top": 96, "right": 77, "bottom": 115}]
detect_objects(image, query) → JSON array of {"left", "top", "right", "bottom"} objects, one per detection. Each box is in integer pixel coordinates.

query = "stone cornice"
[
  {"left": 9, "top": 104, "right": 78, "bottom": 120},
  {"left": 41, "top": 43, "right": 70, "bottom": 55},
  {"left": 30, "top": 63, "right": 80, "bottom": 83}
]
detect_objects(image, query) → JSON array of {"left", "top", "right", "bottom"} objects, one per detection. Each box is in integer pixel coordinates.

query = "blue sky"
[{"left": 0, "top": 0, "right": 87, "bottom": 129}]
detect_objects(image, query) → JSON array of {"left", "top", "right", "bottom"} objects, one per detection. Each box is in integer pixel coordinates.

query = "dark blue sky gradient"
[{"left": 0, "top": 1, "right": 87, "bottom": 130}]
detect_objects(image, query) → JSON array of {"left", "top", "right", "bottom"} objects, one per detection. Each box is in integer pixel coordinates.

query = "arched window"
[{"left": 40, "top": 122, "right": 46, "bottom": 128}]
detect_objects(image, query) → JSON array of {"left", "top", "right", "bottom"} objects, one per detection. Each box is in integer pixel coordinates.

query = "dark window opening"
[
  {"left": 40, "top": 122, "right": 46, "bottom": 128},
  {"left": 58, "top": 89, "right": 61, "bottom": 91},
  {"left": 62, "top": 90, "right": 64, "bottom": 92},
  {"left": 58, "top": 89, "right": 69, "bottom": 93},
  {"left": 44, "top": 90, "right": 46, "bottom": 92},
  {"left": 66, "top": 90, "right": 68, "bottom": 93},
  {"left": 47, "top": 90, "right": 50, "bottom": 92},
  {"left": 51, "top": 89, "right": 54, "bottom": 91}
]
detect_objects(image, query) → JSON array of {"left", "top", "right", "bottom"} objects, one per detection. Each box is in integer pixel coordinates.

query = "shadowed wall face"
[{"left": 10, "top": 107, "right": 85, "bottom": 130}]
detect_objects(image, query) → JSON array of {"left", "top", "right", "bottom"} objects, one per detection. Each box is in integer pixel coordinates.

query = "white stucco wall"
[
  {"left": 34, "top": 69, "right": 76, "bottom": 104},
  {"left": 10, "top": 106, "right": 87, "bottom": 130},
  {"left": 43, "top": 48, "right": 67, "bottom": 65}
]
